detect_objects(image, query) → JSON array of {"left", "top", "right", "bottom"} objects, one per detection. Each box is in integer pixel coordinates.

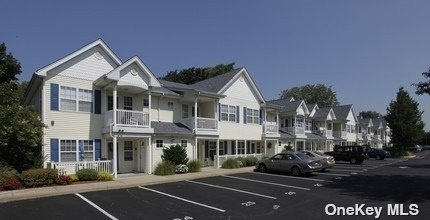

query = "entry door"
[{"left": 139, "top": 141, "right": 146, "bottom": 173}]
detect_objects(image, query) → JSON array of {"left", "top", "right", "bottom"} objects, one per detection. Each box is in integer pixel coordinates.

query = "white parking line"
[
  {"left": 138, "top": 186, "right": 226, "bottom": 212},
  {"left": 185, "top": 180, "right": 277, "bottom": 200},
  {"left": 75, "top": 193, "right": 119, "bottom": 220},
  {"left": 315, "top": 172, "right": 351, "bottom": 177},
  {"left": 251, "top": 172, "right": 332, "bottom": 182},
  {"left": 328, "top": 168, "right": 364, "bottom": 172},
  {"left": 222, "top": 175, "right": 310, "bottom": 191}
]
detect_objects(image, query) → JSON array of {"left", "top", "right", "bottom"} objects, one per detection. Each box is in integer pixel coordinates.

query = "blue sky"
[{"left": 1, "top": 0, "right": 429, "bottom": 130}]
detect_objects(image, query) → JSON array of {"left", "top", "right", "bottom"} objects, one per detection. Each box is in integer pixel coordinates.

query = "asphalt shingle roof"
[
  {"left": 312, "top": 107, "right": 332, "bottom": 120},
  {"left": 279, "top": 130, "right": 295, "bottom": 139},
  {"left": 358, "top": 118, "right": 372, "bottom": 127},
  {"left": 267, "top": 99, "right": 304, "bottom": 112},
  {"left": 306, "top": 133, "right": 326, "bottom": 140},
  {"left": 332, "top": 105, "right": 353, "bottom": 120},
  {"left": 152, "top": 122, "right": 193, "bottom": 135},
  {"left": 159, "top": 79, "right": 193, "bottom": 90},
  {"left": 191, "top": 68, "right": 243, "bottom": 93}
]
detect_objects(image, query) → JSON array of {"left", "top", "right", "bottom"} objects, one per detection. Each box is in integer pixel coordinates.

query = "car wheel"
[
  {"left": 376, "top": 155, "right": 381, "bottom": 160},
  {"left": 350, "top": 158, "right": 357, "bottom": 164},
  {"left": 258, "top": 164, "right": 267, "bottom": 173},
  {"left": 291, "top": 166, "right": 301, "bottom": 176}
]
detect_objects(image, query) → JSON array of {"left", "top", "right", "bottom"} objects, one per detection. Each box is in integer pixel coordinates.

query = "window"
[
  {"left": 124, "top": 96, "right": 133, "bottom": 110},
  {"left": 182, "top": 104, "right": 188, "bottom": 118},
  {"left": 60, "top": 86, "right": 77, "bottom": 111},
  {"left": 124, "top": 141, "right": 133, "bottom": 161},
  {"left": 237, "top": 141, "right": 245, "bottom": 154},
  {"left": 228, "top": 106, "right": 236, "bottom": 122},
  {"left": 60, "top": 140, "right": 77, "bottom": 162},
  {"left": 167, "top": 102, "right": 174, "bottom": 110},
  {"left": 156, "top": 140, "right": 163, "bottom": 148},
  {"left": 256, "top": 142, "right": 261, "bottom": 154},
  {"left": 306, "top": 120, "right": 312, "bottom": 131},
  {"left": 296, "top": 118, "right": 304, "bottom": 128},
  {"left": 78, "top": 89, "right": 93, "bottom": 112},
  {"left": 181, "top": 140, "right": 187, "bottom": 147},
  {"left": 218, "top": 141, "right": 225, "bottom": 155},
  {"left": 143, "top": 98, "right": 149, "bottom": 107},
  {"left": 220, "top": 104, "right": 229, "bottom": 121},
  {"left": 246, "top": 108, "right": 259, "bottom": 124},
  {"left": 82, "top": 140, "right": 94, "bottom": 160}
]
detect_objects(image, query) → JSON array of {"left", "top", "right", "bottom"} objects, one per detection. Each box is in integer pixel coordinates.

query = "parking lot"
[{"left": 1, "top": 152, "right": 430, "bottom": 219}]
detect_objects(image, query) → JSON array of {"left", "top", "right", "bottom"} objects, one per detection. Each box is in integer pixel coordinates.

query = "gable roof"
[
  {"left": 312, "top": 107, "right": 336, "bottom": 121},
  {"left": 152, "top": 122, "right": 193, "bottom": 135},
  {"left": 105, "top": 56, "right": 161, "bottom": 87},
  {"left": 358, "top": 118, "right": 373, "bottom": 127},
  {"left": 35, "top": 39, "right": 122, "bottom": 76},
  {"left": 191, "top": 67, "right": 266, "bottom": 103},
  {"left": 332, "top": 104, "right": 358, "bottom": 121},
  {"left": 267, "top": 99, "right": 309, "bottom": 114}
]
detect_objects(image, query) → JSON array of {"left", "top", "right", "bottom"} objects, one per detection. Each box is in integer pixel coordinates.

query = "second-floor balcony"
[
  {"left": 357, "top": 133, "right": 363, "bottom": 140},
  {"left": 105, "top": 109, "right": 150, "bottom": 128},
  {"left": 333, "top": 131, "right": 347, "bottom": 139},
  {"left": 373, "top": 134, "right": 381, "bottom": 140},
  {"left": 315, "top": 129, "right": 333, "bottom": 137},
  {"left": 180, "top": 117, "right": 218, "bottom": 135},
  {"left": 263, "top": 122, "right": 279, "bottom": 137},
  {"left": 282, "top": 126, "right": 305, "bottom": 135}
]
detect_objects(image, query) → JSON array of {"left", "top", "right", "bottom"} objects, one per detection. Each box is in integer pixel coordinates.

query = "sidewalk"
[{"left": 0, "top": 167, "right": 254, "bottom": 203}]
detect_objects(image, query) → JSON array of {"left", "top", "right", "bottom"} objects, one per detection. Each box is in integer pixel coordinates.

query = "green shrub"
[
  {"left": 97, "top": 172, "right": 113, "bottom": 181},
  {"left": 69, "top": 174, "right": 79, "bottom": 182},
  {"left": 400, "top": 151, "right": 415, "bottom": 157},
  {"left": 0, "top": 163, "right": 20, "bottom": 186},
  {"left": 76, "top": 169, "right": 98, "bottom": 181},
  {"left": 161, "top": 144, "right": 189, "bottom": 165},
  {"left": 187, "top": 160, "right": 202, "bottom": 173},
  {"left": 236, "top": 157, "right": 246, "bottom": 167},
  {"left": 55, "top": 175, "right": 72, "bottom": 185},
  {"left": 154, "top": 161, "right": 176, "bottom": 176},
  {"left": 244, "top": 157, "right": 259, "bottom": 166},
  {"left": 221, "top": 158, "right": 240, "bottom": 169},
  {"left": 21, "top": 168, "right": 58, "bottom": 187}
]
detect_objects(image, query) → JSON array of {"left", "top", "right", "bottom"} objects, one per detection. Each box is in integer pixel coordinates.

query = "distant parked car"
[
  {"left": 256, "top": 152, "right": 323, "bottom": 176},
  {"left": 367, "top": 148, "right": 390, "bottom": 160},
  {"left": 301, "top": 151, "right": 335, "bottom": 171},
  {"left": 408, "top": 145, "right": 422, "bottom": 153},
  {"left": 421, "top": 145, "right": 430, "bottom": 151},
  {"left": 325, "top": 145, "right": 367, "bottom": 164}
]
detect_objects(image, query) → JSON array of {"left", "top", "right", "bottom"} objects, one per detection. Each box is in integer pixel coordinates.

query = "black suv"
[{"left": 325, "top": 145, "right": 367, "bottom": 164}]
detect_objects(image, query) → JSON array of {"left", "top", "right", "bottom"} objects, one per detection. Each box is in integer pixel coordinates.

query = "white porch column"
[
  {"left": 216, "top": 139, "right": 220, "bottom": 168},
  {"left": 194, "top": 137, "right": 198, "bottom": 160},
  {"left": 113, "top": 135, "right": 118, "bottom": 178},
  {"left": 148, "top": 88, "right": 152, "bottom": 128},
  {"left": 294, "top": 140, "right": 297, "bottom": 151},
  {"left": 276, "top": 112, "right": 279, "bottom": 131},
  {"left": 244, "top": 140, "right": 247, "bottom": 156},
  {"left": 264, "top": 139, "right": 267, "bottom": 156},
  {"left": 194, "top": 97, "right": 198, "bottom": 131},
  {"left": 148, "top": 136, "right": 152, "bottom": 174},
  {"left": 113, "top": 83, "right": 118, "bottom": 125},
  {"left": 235, "top": 140, "right": 238, "bottom": 156}
]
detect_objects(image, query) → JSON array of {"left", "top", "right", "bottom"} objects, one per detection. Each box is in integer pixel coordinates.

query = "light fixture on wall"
[{"left": 51, "top": 120, "right": 54, "bottom": 126}]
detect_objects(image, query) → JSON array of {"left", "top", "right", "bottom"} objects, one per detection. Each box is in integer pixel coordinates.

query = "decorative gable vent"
[
  {"left": 94, "top": 51, "right": 104, "bottom": 60},
  {"left": 130, "top": 68, "right": 138, "bottom": 76}
]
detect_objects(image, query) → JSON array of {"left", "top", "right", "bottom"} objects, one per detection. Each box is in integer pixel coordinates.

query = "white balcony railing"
[
  {"left": 373, "top": 134, "right": 381, "bottom": 140},
  {"left": 180, "top": 117, "right": 218, "bottom": 131},
  {"left": 333, "top": 131, "right": 347, "bottom": 138},
  {"left": 357, "top": 133, "right": 363, "bottom": 139},
  {"left": 285, "top": 126, "right": 305, "bottom": 135},
  {"left": 264, "top": 122, "right": 278, "bottom": 134},
  {"left": 316, "top": 129, "right": 333, "bottom": 137},
  {"left": 105, "top": 109, "right": 149, "bottom": 127},
  {"left": 50, "top": 160, "right": 112, "bottom": 175}
]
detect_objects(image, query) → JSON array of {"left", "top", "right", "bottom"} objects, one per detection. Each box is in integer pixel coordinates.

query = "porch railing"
[
  {"left": 333, "top": 131, "right": 347, "bottom": 138},
  {"left": 264, "top": 123, "right": 278, "bottom": 134},
  {"left": 180, "top": 117, "right": 218, "bottom": 131},
  {"left": 50, "top": 160, "right": 112, "bottom": 175},
  {"left": 316, "top": 129, "right": 333, "bottom": 137},
  {"left": 284, "top": 126, "right": 305, "bottom": 135},
  {"left": 105, "top": 109, "right": 149, "bottom": 127}
]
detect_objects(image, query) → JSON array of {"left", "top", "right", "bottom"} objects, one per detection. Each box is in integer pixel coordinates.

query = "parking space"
[{"left": 1, "top": 155, "right": 429, "bottom": 219}]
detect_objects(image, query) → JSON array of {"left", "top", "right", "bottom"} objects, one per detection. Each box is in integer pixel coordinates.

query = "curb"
[{"left": 0, "top": 167, "right": 254, "bottom": 203}]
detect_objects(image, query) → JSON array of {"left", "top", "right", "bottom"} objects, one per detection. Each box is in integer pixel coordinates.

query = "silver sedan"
[
  {"left": 301, "top": 151, "right": 336, "bottom": 170},
  {"left": 256, "top": 152, "right": 323, "bottom": 176}
]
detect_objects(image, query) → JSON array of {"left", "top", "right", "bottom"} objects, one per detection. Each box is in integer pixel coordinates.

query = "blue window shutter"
[
  {"left": 231, "top": 141, "right": 235, "bottom": 154},
  {"left": 259, "top": 109, "right": 263, "bottom": 125},
  {"left": 79, "top": 140, "right": 84, "bottom": 161},
  {"left": 224, "top": 141, "right": 227, "bottom": 155},
  {"left": 50, "top": 84, "right": 59, "bottom": 111},
  {"left": 218, "top": 104, "right": 221, "bottom": 121},
  {"left": 94, "top": 90, "right": 101, "bottom": 114},
  {"left": 205, "top": 141, "right": 209, "bottom": 158},
  {"left": 50, "top": 139, "right": 59, "bottom": 162},
  {"left": 236, "top": 106, "right": 240, "bottom": 123},
  {"left": 243, "top": 107, "right": 247, "bottom": 124},
  {"left": 95, "top": 139, "right": 101, "bottom": 160}
]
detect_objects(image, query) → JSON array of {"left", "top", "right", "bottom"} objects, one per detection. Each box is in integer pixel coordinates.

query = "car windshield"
[
  {"left": 295, "top": 152, "right": 310, "bottom": 160},
  {"left": 313, "top": 151, "right": 325, "bottom": 156}
]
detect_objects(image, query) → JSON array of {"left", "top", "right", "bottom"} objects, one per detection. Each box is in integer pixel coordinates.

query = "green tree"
[
  {"left": 160, "top": 63, "right": 235, "bottom": 84},
  {"left": 279, "top": 84, "right": 339, "bottom": 107},
  {"left": 161, "top": 144, "right": 189, "bottom": 165},
  {"left": 414, "top": 68, "right": 430, "bottom": 95},
  {"left": 0, "top": 42, "right": 45, "bottom": 172},
  {"left": 385, "top": 87, "right": 425, "bottom": 151},
  {"left": 358, "top": 111, "right": 383, "bottom": 119}
]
